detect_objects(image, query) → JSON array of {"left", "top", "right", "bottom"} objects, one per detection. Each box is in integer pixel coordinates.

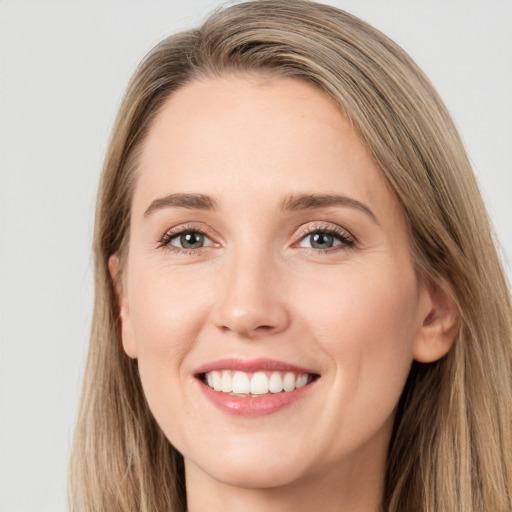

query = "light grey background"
[{"left": 1, "top": 1, "right": 510, "bottom": 511}]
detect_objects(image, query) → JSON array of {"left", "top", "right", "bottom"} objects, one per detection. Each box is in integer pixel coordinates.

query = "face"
[{"left": 113, "top": 75, "right": 440, "bottom": 493}]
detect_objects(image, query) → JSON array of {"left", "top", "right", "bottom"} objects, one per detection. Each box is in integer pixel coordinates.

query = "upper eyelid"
[
  {"left": 160, "top": 223, "right": 216, "bottom": 239},
  {"left": 294, "top": 222, "right": 355, "bottom": 241},
  {"left": 297, "top": 224, "right": 348, "bottom": 235}
]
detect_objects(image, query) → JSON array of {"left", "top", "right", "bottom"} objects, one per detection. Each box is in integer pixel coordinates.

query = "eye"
[
  {"left": 297, "top": 227, "right": 354, "bottom": 250},
  {"left": 159, "top": 228, "right": 215, "bottom": 252},
  {"left": 172, "top": 231, "right": 206, "bottom": 249}
]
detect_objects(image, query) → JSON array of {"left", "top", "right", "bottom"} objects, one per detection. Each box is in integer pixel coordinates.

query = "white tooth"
[
  {"left": 221, "top": 371, "right": 233, "bottom": 392},
  {"left": 232, "top": 371, "right": 250, "bottom": 394},
  {"left": 269, "top": 372, "right": 283, "bottom": 393},
  {"left": 212, "top": 371, "right": 222, "bottom": 391},
  {"left": 296, "top": 374, "right": 309, "bottom": 389},
  {"left": 283, "top": 372, "right": 296, "bottom": 392},
  {"left": 207, "top": 373, "right": 213, "bottom": 388},
  {"left": 250, "top": 372, "right": 269, "bottom": 395}
]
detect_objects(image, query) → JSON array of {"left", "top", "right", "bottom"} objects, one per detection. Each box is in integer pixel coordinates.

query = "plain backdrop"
[{"left": 0, "top": 1, "right": 511, "bottom": 511}]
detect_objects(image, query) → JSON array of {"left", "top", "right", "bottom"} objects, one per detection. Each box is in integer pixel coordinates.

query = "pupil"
[
  {"left": 311, "top": 232, "right": 333, "bottom": 249},
  {"left": 181, "top": 232, "right": 204, "bottom": 249}
]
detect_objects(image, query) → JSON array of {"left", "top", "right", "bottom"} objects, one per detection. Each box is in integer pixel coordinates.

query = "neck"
[{"left": 185, "top": 450, "right": 386, "bottom": 512}]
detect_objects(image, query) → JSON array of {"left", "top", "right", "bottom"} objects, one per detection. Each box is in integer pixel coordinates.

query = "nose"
[{"left": 211, "top": 250, "right": 290, "bottom": 338}]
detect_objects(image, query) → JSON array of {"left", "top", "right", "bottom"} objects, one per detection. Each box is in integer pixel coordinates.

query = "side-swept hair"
[{"left": 70, "top": 2, "right": 512, "bottom": 510}]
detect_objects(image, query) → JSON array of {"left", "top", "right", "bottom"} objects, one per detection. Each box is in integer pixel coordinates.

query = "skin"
[{"left": 110, "top": 75, "right": 458, "bottom": 512}]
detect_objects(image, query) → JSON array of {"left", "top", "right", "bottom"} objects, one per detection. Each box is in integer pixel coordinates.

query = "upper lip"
[{"left": 194, "top": 357, "right": 319, "bottom": 376}]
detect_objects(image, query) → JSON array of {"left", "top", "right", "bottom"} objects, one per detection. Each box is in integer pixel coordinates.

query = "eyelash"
[
  {"left": 157, "top": 224, "right": 213, "bottom": 255},
  {"left": 157, "top": 223, "right": 356, "bottom": 254},
  {"left": 295, "top": 224, "right": 355, "bottom": 253}
]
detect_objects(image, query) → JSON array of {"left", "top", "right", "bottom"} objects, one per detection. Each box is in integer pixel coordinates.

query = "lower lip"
[{"left": 196, "top": 379, "right": 316, "bottom": 417}]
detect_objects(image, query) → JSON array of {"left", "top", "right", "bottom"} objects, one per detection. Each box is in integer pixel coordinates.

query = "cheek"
[
  {"left": 294, "top": 263, "right": 419, "bottom": 418},
  {"left": 298, "top": 265, "right": 418, "bottom": 347},
  {"left": 128, "top": 263, "right": 209, "bottom": 355},
  {"left": 125, "top": 263, "right": 211, "bottom": 432}
]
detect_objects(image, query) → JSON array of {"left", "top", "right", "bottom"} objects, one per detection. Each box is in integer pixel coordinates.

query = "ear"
[
  {"left": 413, "top": 279, "right": 460, "bottom": 363},
  {"left": 108, "top": 255, "right": 138, "bottom": 359}
]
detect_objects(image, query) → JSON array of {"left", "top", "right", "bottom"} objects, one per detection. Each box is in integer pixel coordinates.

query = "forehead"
[{"left": 134, "top": 75, "right": 396, "bottom": 215}]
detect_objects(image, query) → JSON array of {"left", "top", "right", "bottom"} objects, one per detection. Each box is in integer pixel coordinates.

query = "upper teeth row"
[{"left": 205, "top": 370, "right": 310, "bottom": 395}]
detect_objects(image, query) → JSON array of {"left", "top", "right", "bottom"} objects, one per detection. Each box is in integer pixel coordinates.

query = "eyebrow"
[
  {"left": 280, "top": 193, "right": 378, "bottom": 223},
  {"left": 144, "top": 193, "right": 217, "bottom": 217},
  {"left": 143, "top": 191, "right": 377, "bottom": 224}
]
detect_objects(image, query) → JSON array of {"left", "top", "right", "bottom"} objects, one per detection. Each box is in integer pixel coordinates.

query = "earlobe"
[
  {"left": 108, "top": 255, "right": 138, "bottom": 359},
  {"left": 413, "top": 280, "right": 460, "bottom": 363}
]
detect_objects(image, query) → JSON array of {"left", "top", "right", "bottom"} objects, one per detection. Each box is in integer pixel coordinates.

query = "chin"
[
  {"left": 186, "top": 444, "right": 310, "bottom": 490},
  {"left": 210, "top": 462, "right": 303, "bottom": 490}
]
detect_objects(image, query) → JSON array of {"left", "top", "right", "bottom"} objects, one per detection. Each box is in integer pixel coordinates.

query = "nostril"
[
  {"left": 218, "top": 323, "right": 276, "bottom": 338},
  {"left": 256, "top": 325, "right": 273, "bottom": 331}
]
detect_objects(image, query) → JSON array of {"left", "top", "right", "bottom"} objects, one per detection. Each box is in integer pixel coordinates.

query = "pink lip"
[
  {"left": 194, "top": 358, "right": 319, "bottom": 417},
  {"left": 194, "top": 357, "right": 317, "bottom": 375}
]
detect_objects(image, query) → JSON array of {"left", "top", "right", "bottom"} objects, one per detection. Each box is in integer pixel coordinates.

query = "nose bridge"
[{"left": 213, "top": 241, "right": 289, "bottom": 337}]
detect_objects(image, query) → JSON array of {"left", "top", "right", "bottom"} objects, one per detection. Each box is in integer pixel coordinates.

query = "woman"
[{"left": 69, "top": 1, "right": 512, "bottom": 510}]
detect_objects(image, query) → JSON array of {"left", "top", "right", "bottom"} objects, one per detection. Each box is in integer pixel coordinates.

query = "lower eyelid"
[{"left": 297, "top": 237, "right": 352, "bottom": 249}]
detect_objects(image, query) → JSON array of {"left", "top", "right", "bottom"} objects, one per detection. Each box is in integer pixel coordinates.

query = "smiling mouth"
[{"left": 198, "top": 370, "right": 319, "bottom": 397}]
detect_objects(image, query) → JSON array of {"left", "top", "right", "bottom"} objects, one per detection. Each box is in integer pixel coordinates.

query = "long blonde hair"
[{"left": 70, "top": 1, "right": 512, "bottom": 510}]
